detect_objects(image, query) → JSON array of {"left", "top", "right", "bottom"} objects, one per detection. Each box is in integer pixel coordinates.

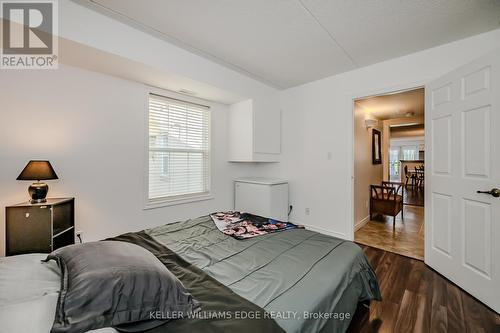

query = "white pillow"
[
  {"left": 0, "top": 254, "right": 60, "bottom": 333},
  {"left": 0, "top": 254, "right": 119, "bottom": 333}
]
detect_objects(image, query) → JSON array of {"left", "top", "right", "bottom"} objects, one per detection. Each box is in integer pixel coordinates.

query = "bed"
[{"left": 0, "top": 215, "right": 381, "bottom": 333}]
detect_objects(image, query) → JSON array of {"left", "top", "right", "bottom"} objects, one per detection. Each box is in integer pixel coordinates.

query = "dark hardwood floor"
[
  {"left": 347, "top": 245, "right": 500, "bottom": 333},
  {"left": 403, "top": 186, "right": 424, "bottom": 206}
]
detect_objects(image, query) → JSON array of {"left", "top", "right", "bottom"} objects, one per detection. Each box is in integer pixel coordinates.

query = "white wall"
[
  {"left": 0, "top": 64, "right": 257, "bottom": 257},
  {"left": 258, "top": 28, "right": 500, "bottom": 239}
]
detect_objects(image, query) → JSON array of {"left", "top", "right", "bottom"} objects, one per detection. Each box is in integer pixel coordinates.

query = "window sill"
[{"left": 143, "top": 193, "right": 214, "bottom": 210}]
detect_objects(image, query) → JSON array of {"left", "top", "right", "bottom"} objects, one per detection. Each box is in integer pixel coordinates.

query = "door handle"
[{"left": 477, "top": 188, "right": 500, "bottom": 197}]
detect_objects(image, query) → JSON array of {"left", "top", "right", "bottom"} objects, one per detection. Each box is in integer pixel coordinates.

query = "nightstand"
[{"left": 6, "top": 198, "right": 75, "bottom": 256}]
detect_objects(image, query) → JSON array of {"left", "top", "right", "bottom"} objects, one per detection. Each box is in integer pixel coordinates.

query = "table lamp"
[{"left": 16, "top": 160, "right": 59, "bottom": 203}]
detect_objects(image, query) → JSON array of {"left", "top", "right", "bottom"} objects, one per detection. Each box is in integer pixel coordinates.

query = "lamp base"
[
  {"left": 30, "top": 198, "right": 47, "bottom": 204},
  {"left": 28, "top": 182, "right": 49, "bottom": 204}
]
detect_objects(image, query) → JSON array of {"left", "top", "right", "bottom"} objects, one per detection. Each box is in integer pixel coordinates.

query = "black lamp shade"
[{"left": 17, "top": 160, "right": 59, "bottom": 181}]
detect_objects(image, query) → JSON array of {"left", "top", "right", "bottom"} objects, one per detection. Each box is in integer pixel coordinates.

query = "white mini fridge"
[{"left": 234, "top": 177, "right": 289, "bottom": 222}]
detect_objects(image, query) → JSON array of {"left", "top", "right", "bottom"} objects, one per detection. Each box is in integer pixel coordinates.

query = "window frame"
[{"left": 143, "top": 89, "right": 213, "bottom": 210}]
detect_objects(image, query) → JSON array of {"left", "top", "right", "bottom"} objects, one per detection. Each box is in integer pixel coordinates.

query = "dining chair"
[
  {"left": 404, "top": 165, "right": 417, "bottom": 188},
  {"left": 416, "top": 165, "right": 425, "bottom": 188},
  {"left": 370, "top": 182, "right": 404, "bottom": 226}
]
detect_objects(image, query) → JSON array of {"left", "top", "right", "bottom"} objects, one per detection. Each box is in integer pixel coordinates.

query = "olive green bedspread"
[{"left": 145, "top": 216, "right": 381, "bottom": 333}]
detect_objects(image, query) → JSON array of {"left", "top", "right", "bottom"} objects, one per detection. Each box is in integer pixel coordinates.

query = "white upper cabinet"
[{"left": 228, "top": 98, "right": 281, "bottom": 162}]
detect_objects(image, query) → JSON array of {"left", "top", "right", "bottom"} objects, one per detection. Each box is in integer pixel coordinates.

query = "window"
[
  {"left": 148, "top": 94, "right": 210, "bottom": 204},
  {"left": 402, "top": 145, "right": 419, "bottom": 160},
  {"left": 389, "top": 148, "right": 400, "bottom": 176}
]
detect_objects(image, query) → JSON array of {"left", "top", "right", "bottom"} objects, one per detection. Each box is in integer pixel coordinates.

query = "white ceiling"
[
  {"left": 59, "top": 38, "right": 245, "bottom": 104},
  {"left": 355, "top": 88, "right": 424, "bottom": 120},
  {"left": 80, "top": 0, "right": 500, "bottom": 89}
]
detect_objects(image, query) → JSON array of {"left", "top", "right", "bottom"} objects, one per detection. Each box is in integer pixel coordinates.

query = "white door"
[{"left": 425, "top": 48, "right": 500, "bottom": 313}]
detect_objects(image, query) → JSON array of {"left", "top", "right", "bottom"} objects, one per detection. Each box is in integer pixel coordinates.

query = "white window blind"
[{"left": 148, "top": 94, "right": 210, "bottom": 203}]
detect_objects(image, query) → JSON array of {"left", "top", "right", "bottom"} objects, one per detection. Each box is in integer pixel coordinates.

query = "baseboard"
[
  {"left": 354, "top": 215, "right": 370, "bottom": 232},
  {"left": 301, "top": 223, "right": 347, "bottom": 240}
]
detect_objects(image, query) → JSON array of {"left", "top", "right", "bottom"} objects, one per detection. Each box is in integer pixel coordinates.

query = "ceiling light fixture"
[
  {"left": 365, "top": 119, "right": 378, "bottom": 128},
  {"left": 364, "top": 115, "right": 378, "bottom": 128}
]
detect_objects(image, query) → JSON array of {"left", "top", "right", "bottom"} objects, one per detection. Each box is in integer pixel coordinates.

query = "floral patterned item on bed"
[{"left": 210, "top": 211, "right": 303, "bottom": 239}]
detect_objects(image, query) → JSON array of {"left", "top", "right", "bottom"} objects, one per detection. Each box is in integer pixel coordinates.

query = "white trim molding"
[
  {"left": 354, "top": 215, "right": 370, "bottom": 232},
  {"left": 144, "top": 193, "right": 214, "bottom": 210},
  {"left": 301, "top": 223, "right": 348, "bottom": 240}
]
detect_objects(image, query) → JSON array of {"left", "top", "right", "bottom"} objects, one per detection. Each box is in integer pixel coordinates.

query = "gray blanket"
[{"left": 146, "top": 216, "right": 381, "bottom": 333}]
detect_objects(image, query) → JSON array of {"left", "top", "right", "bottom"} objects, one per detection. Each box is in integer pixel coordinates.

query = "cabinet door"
[
  {"left": 253, "top": 97, "right": 281, "bottom": 155},
  {"left": 228, "top": 100, "right": 254, "bottom": 161},
  {"left": 6, "top": 206, "right": 51, "bottom": 255}
]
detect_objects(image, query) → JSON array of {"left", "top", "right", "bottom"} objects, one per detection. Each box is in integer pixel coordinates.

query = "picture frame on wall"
[{"left": 372, "top": 129, "right": 381, "bottom": 164}]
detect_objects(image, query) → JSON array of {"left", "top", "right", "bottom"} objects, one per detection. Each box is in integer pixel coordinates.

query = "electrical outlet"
[{"left": 305, "top": 208, "right": 310, "bottom": 215}]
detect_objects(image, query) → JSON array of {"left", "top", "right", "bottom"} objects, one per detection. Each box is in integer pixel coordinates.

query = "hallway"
[{"left": 355, "top": 205, "right": 424, "bottom": 260}]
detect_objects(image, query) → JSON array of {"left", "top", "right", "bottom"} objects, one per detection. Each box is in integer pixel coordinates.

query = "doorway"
[{"left": 353, "top": 87, "right": 425, "bottom": 260}]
